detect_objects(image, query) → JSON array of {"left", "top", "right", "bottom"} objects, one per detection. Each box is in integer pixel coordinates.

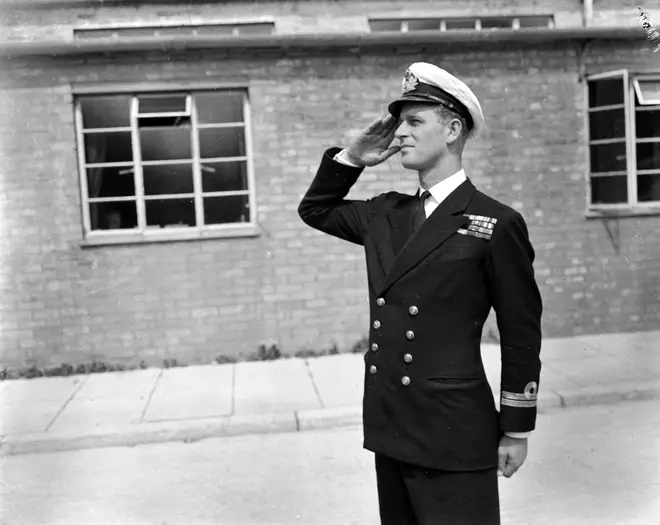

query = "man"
[{"left": 298, "top": 62, "right": 543, "bottom": 525}]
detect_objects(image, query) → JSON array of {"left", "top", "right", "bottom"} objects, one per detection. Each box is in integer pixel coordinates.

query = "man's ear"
[{"left": 446, "top": 119, "right": 463, "bottom": 145}]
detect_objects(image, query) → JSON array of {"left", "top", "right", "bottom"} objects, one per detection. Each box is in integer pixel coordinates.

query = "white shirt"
[
  {"left": 334, "top": 149, "right": 530, "bottom": 440},
  {"left": 419, "top": 169, "right": 467, "bottom": 217}
]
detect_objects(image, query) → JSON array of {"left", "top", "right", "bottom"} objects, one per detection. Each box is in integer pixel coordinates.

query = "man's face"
[{"left": 394, "top": 103, "right": 448, "bottom": 172}]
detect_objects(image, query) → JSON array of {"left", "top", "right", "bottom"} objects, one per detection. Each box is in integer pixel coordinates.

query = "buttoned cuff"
[
  {"left": 505, "top": 431, "right": 531, "bottom": 439},
  {"left": 333, "top": 149, "right": 361, "bottom": 167}
]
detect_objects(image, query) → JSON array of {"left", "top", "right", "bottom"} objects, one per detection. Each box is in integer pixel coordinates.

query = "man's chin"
[{"left": 400, "top": 157, "right": 420, "bottom": 170}]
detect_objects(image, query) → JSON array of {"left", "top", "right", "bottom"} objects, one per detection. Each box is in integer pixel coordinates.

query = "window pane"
[
  {"left": 80, "top": 96, "right": 131, "bottom": 128},
  {"left": 590, "top": 142, "right": 626, "bottom": 173},
  {"left": 236, "top": 23, "right": 274, "bottom": 35},
  {"left": 156, "top": 26, "right": 195, "bottom": 37},
  {"left": 195, "top": 92, "right": 244, "bottom": 124},
  {"left": 139, "top": 126, "right": 191, "bottom": 161},
  {"left": 75, "top": 29, "right": 117, "bottom": 40},
  {"left": 143, "top": 164, "right": 194, "bottom": 195},
  {"left": 638, "top": 174, "right": 660, "bottom": 202},
  {"left": 637, "top": 142, "right": 660, "bottom": 171},
  {"left": 590, "top": 176, "right": 628, "bottom": 204},
  {"left": 199, "top": 127, "right": 245, "bottom": 158},
  {"left": 635, "top": 109, "right": 660, "bottom": 138},
  {"left": 87, "top": 166, "right": 135, "bottom": 198},
  {"left": 201, "top": 161, "right": 248, "bottom": 193},
  {"left": 369, "top": 20, "right": 402, "bottom": 31},
  {"left": 114, "top": 27, "right": 158, "bottom": 38},
  {"left": 636, "top": 79, "right": 660, "bottom": 104},
  {"left": 84, "top": 131, "right": 133, "bottom": 163},
  {"left": 407, "top": 19, "right": 440, "bottom": 31},
  {"left": 588, "top": 78, "right": 624, "bottom": 108},
  {"left": 480, "top": 17, "right": 513, "bottom": 29},
  {"left": 518, "top": 16, "right": 552, "bottom": 28},
  {"left": 445, "top": 19, "right": 476, "bottom": 30},
  {"left": 588, "top": 108, "right": 625, "bottom": 140},
  {"left": 145, "top": 198, "right": 196, "bottom": 228},
  {"left": 204, "top": 195, "right": 249, "bottom": 225},
  {"left": 194, "top": 25, "right": 235, "bottom": 36},
  {"left": 89, "top": 201, "right": 137, "bottom": 231},
  {"left": 139, "top": 95, "right": 187, "bottom": 114}
]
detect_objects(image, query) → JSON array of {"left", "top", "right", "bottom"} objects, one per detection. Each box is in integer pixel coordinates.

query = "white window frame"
[
  {"left": 585, "top": 70, "right": 660, "bottom": 214},
  {"left": 633, "top": 76, "right": 660, "bottom": 105},
  {"left": 368, "top": 15, "right": 554, "bottom": 33},
  {"left": 73, "top": 82, "right": 259, "bottom": 246},
  {"left": 73, "top": 19, "right": 276, "bottom": 40}
]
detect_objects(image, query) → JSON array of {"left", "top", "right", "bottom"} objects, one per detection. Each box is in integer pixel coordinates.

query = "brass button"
[
  {"left": 371, "top": 343, "right": 379, "bottom": 352},
  {"left": 370, "top": 365, "right": 378, "bottom": 375},
  {"left": 401, "top": 376, "right": 411, "bottom": 386},
  {"left": 409, "top": 305, "right": 419, "bottom": 316},
  {"left": 405, "top": 330, "right": 415, "bottom": 340},
  {"left": 404, "top": 353, "right": 413, "bottom": 363},
  {"left": 374, "top": 320, "right": 381, "bottom": 330},
  {"left": 376, "top": 298, "right": 385, "bottom": 307}
]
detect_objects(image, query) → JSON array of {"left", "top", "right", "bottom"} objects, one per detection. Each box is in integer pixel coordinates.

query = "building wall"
[
  {"left": 0, "top": 0, "right": 585, "bottom": 41},
  {"left": 0, "top": 3, "right": 659, "bottom": 369}
]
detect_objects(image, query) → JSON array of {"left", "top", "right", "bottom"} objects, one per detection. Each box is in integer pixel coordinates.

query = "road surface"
[{"left": 1, "top": 399, "right": 659, "bottom": 524}]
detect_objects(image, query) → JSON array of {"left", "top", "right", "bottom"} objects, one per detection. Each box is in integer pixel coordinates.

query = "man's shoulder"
[
  {"left": 370, "top": 190, "right": 414, "bottom": 209},
  {"left": 468, "top": 188, "right": 524, "bottom": 224}
]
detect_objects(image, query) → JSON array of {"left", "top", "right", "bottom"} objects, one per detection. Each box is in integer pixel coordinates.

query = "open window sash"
[{"left": 586, "top": 69, "right": 634, "bottom": 209}]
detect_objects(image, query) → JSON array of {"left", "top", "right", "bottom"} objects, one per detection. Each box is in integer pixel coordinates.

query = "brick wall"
[
  {"left": 0, "top": 0, "right": 583, "bottom": 41},
  {"left": 0, "top": 37, "right": 659, "bottom": 369}
]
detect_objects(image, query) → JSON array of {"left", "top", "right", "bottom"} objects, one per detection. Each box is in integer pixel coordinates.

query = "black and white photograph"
[{"left": 0, "top": 1, "right": 659, "bottom": 524}]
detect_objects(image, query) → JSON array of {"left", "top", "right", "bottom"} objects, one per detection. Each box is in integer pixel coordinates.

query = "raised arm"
[{"left": 298, "top": 115, "right": 401, "bottom": 245}]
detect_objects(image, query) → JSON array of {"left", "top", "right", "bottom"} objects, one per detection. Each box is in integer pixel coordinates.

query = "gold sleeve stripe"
[
  {"left": 502, "top": 391, "right": 538, "bottom": 401},
  {"left": 500, "top": 398, "right": 537, "bottom": 408}
]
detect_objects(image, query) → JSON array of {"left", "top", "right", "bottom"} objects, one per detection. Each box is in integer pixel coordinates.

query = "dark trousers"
[{"left": 375, "top": 454, "right": 500, "bottom": 525}]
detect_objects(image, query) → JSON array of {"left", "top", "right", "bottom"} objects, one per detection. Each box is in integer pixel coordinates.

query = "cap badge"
[{"left": 402, "top": 69, "right": 419, "bottom": 94}]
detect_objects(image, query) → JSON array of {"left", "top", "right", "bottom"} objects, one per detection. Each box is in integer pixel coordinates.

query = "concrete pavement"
[{"left": 1, "top": 329, "right": 659, "bottom": 456}]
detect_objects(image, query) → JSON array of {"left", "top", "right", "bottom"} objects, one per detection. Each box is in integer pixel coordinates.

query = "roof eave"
[{"left": 0, "top": 26, "right": 648, "bottom": 58}]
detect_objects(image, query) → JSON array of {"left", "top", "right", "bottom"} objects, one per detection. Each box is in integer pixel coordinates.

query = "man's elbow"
[{"left": 297, "top": 198, "right": 316, "bottom": 227}]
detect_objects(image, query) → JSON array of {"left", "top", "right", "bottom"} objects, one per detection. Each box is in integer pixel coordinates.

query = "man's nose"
[{"left": 394, "top": 121, "right": 408, "bottom": 140}]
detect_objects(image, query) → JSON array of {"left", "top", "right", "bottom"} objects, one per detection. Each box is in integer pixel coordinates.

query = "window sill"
[
  {"left": 585, "top": 206, "right": 660, "bottom": 219},
  {"left": 80, "top": 223, "right": 261, "bottom": 248}
]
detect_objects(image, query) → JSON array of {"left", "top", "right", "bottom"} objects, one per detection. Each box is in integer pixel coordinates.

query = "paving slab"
[
  {"left": 47, "top": 398, "right": 147, "bottom": 434},
  {"left": 233, "top": 358, "right": 321, "bottom": 415},
  {"left": 143, "top": 365, "right": 233, "bottom": 421},
  {"left": 306, "top": 354, "right": 364, "bottom": 408},
  {"left": 297, "top": 406, "right": 362, "bottom": 432},
  {"left": 556, "top": 379, "right": 660, "bottom": 408},
  {"left": 0, "top": 376, "right": 85, "bottom": 405},
  {"left": 73, "top": 369, "right": 159, "bottom": 401},
  {"left": 0, "top": 401, "right": 64, "bottom": 436},
  {"left": 0, "top": 412, "right": 298, "bottom": 456},
  {"left": 545, "top": 354, "right": 660, "bottom": 388},
  {"left": 544, "top": 330, "right": 660, "bottom": 361}
]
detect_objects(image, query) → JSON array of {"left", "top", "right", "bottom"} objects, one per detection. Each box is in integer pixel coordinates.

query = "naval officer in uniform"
[{"left": 298, "top": 62, "right": 543, "bottom": 524}]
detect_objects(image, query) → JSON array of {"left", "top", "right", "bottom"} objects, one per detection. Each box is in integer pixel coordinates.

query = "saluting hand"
[
  {"left": 344, "top": 115, "right": 401, "bottom": 167},
  {"left": 497, "top": 435, "right": 528, "bottom": 478}
]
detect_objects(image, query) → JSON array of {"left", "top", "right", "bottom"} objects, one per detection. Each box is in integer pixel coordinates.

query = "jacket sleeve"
[
  {"left": 298, "top": 147, "right": 379, "bottom": 246},
  {"left": 485, "top": 210, "right": 543, "bottom": 434}
]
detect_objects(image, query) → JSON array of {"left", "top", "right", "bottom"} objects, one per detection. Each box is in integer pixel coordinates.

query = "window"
[
  {"left": 73, "top": 22, "right": 274, "bottom": 40},
  {"left": 368, "top": 15, "right": 554, "bottom": 32},
  {"left": 586, "top": 71, "right": 660, "bottom": 209},
  {"left": 74, "top": 89, "right": 256, "bottom": 243}
]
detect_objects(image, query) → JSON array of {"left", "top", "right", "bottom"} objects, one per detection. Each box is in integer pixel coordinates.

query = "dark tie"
[{"left": 410, "top": 190, "right": 431, "bottom": 237}]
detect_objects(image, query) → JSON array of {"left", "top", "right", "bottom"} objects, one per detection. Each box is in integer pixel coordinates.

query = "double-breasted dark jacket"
[{"left": 298, "top": 147, "right": 543, "bottom": 472}]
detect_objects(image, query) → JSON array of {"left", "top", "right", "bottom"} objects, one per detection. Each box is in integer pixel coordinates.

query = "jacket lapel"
[
  {"left": 366, "top": 197, "right": 415, "bottom": 290},
  {"left": 377, "top": 179, "right": 476, "bottom": 296}
]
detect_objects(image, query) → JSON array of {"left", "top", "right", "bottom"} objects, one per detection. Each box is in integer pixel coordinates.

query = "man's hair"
[{"left": 434, "top": 106, "right": 469, "bottom": 153}]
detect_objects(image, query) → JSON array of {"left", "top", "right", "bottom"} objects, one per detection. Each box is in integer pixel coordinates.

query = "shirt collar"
[{"left": 419, "top": 169, "right": 467, "bottom": 203}]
